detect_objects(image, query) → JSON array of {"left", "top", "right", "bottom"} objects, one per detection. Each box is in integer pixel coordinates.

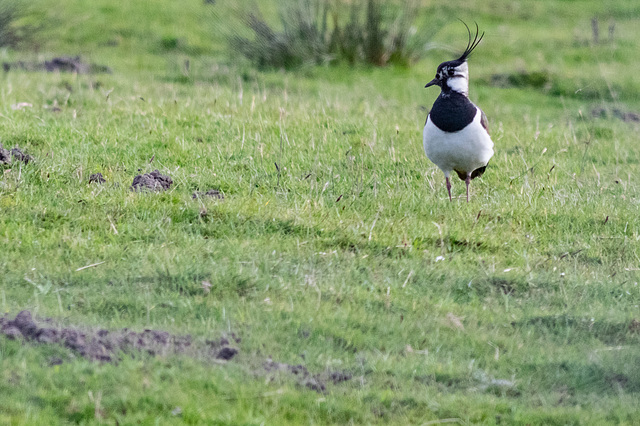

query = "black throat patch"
[{"left": 429, "top": 92, "right": 477, "bottom": 132}]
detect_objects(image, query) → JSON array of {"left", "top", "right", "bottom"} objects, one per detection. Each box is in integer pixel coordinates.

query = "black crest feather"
[{"left": 457, "top": 20, "right": 484, "bottom": 61}]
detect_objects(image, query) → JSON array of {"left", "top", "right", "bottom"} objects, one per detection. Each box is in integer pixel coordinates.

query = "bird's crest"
[{"left": 457, "top": 21, "right": 484, "bottom": 62}]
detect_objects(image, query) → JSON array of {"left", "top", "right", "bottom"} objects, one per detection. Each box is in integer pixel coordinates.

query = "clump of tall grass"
[
  {"left": 0, "top": 0, "right": 39, "bottom": 48},
  {"left": 231, "top": 0, "right": 440, "bottom": 69},
  {"left": 0, "top": 1, "right": 21, "bottom": 47}
]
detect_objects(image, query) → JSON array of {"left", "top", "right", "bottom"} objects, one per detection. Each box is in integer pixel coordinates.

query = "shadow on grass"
[
  {"left": 452, "top": 275, "right": 531, "bottom": 303},
  {"left": 518, "top": 358, "right": 640, "bottom": 395},
  {"left": 178, "top": 208, "right": 500, "bottom": 259},
  {"left": 514, "top": 314, "right": 640, "bottom": 345}
]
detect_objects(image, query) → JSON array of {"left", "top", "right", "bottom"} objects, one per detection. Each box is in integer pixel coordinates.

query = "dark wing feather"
[
  {"left": 480, "top": 109, "right": 489, "bottom": 134},
  {"left": 470, "top": 164, "right": 487, "bottom": 179},
  {"left": 454, "top": 169, "right": 467, "bottom": 181},
  {"left": 454, "top": 164, "right": 488, "bottom": 181}
]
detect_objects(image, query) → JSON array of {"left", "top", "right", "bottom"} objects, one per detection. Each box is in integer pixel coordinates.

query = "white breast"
[{"left": 423, "top": 108, "right": 494, "bottom": 177}]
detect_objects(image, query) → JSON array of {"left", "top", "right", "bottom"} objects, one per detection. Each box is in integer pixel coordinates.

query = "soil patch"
[
  {"left": 0, "top": 144, "right": 33, "bottom": 165},
  {"left": 89, "top": 173, "right": 106, "bottom": 184},
  {"left": 1, "top": 312, "right": 353, "bottom": 391},
  {"left": 3, "top": 56, "right": 111, "bottom": 74},
  {"left": 0, "top": 310, "right": 238, "bottom": 363},
  {"left": 264, "top": 359, "right": 352, "bottom": 392},
  {"left": 131, "top": 169, "right": 173, "bottom": 191},
  {"left": 192, "top": 189, "right": 224, "bottom": 200}
]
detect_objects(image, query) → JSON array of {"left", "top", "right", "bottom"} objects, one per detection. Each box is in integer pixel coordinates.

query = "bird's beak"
[{"left": 424, "top": 78, "right": 438, "bottom": 88}]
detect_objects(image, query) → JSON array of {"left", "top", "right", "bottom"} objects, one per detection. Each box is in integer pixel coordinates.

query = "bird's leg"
[
  {"left": 465, "top": 174, "right": 471, "bottom": 202},
  {"left": 446, "top": 176, "right": 452, "bottom": 202}
]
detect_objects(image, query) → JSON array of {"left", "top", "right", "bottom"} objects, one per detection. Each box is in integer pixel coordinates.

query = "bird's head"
[{"left": 425, "top": 22, "right": 484, "bottom": 97}]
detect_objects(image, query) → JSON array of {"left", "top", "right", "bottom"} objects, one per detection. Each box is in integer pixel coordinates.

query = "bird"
[{"left": 422, "top": 22, "right": 494, "bottom": 202}]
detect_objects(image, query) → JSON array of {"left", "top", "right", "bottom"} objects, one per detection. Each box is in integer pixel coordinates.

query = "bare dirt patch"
[
  {"left": 264, "top": 359, "right": 352, "bottom": 392},
  {"left": 131, "top": 169, "right": 173, "bottom": 191},
  {"left": 192, "top": 189, "right": 224, "bottom": 200},
  {"left": 0, "top": 310, "right": 238, "bottom": 363},
  {"left": 89, "top": 173, "right": 106, "bottom": 184},
  {"left": 0, "top": 146, "right": 10, "bottom": 164},
  {"left": 3, "top": 56, "right": 111, "bottom": 74},
  {"left": 1, "top": 311, "right": 353, "bottom": 391},
  {"left": 0, "top": 144, "right": 33, "bottom": 165}
]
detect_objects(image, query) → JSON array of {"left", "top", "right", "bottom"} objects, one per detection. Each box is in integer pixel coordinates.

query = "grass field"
[{"left": 1, "top": 0, "right": 639, "bottom": 424}]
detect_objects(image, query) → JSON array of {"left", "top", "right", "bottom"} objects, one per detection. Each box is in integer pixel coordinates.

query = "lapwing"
[{"left": 423, "top": 22, "right": 494, "bottom": 202}]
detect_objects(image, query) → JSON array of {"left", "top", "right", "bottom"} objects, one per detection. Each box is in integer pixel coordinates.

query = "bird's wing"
[{"left": 480, "top": 108, "right": 489, "bottom": 134}]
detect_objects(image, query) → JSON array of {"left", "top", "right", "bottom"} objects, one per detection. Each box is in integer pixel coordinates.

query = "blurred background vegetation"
[{"left": 2, "top": 0, "right": 638, "bottom": 104}]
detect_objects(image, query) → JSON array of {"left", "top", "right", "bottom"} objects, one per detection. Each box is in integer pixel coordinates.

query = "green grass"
[{"left": 1, "top": 0, "right": 639, "bottom": 424}]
